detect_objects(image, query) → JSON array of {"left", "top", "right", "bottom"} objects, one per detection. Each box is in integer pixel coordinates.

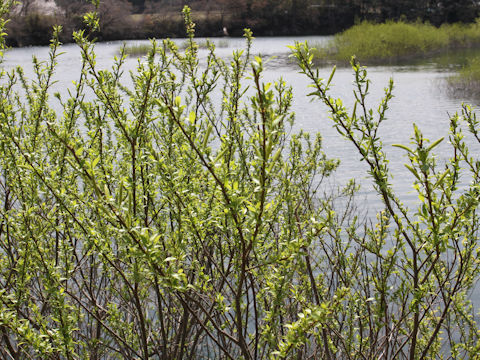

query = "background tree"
[
  {"left": 433, "top": 0, "right": 479, "bottom": 24},
  {"left": 55, "top": 0, "right": 92, "bottom": 36},
  {"left": 97, "top": 0, "right": 137, "bottom": 40}
]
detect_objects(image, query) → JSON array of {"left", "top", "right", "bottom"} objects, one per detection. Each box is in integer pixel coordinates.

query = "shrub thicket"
[
  {"left": 1, "top": 2, "right": 480, "bottom": 359},
  {"left": 314, "top": 20, "right": 480, "bottom": 65}
]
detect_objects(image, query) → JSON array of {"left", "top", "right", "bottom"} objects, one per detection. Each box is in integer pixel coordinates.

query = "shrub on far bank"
[
  {"left": 442, "top": 21, "right": 480, "bottom": 47},
  {"left": 313, "top": 20, "right": 480, "bottom": 65}
]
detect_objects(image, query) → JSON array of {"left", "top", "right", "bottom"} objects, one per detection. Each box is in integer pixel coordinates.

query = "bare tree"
[{"left": 98, "top": 0, "right": 136, "bottom": 39}]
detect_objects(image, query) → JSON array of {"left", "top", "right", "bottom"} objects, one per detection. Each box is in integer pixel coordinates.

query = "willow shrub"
[
  {"left": 1, "top": 2, "right": 480, "bottom": 359},
  {"left": 291, "top": 44, "right": 480, "bottom": 359},
  {"left": 314, "top": 20, "right": 480, "bottom": 65}
]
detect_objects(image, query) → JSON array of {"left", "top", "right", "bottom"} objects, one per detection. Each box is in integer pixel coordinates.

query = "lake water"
[{"left": 4, "top": 36, "right": 477, "bottom": 209}]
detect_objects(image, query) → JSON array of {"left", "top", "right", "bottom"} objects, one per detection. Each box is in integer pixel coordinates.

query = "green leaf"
[
  {"left": 392, "top": 143, "right": 414, "bottom": 154},
  {"left": 426, "top": 137, "right": 444, "bottom": 152},
  {"left": 91, "top": 156, "right": 100, "bottom": 169},
  {"left": 184, "top": 111, "right": 194, "bottom": 125}
]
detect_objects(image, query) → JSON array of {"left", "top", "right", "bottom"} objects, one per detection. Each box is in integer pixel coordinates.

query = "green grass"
[
  {"left": 178, "top": 38, "right": 229, "bottom": 50},
  {"left": 121, "top": 38, "right": 229, "bottom": 57},
  {"left": 122, "top": 43, "right": 154, "bottom": 57},
  {"left": 313, "top": 20, "right": 480, "bottom": 65},
  {"left": 459, "top": 59, "right": 480, "bottom": 81},
  {"left": 448, "top": 58, "right": 480, "bottom": 97}
]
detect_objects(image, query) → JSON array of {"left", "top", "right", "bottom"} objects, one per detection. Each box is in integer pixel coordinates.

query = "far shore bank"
[
  {"left": 5, "top": 8, "right": 351, "bottom": 48},
  {"left": 5, "top": 0, "right": 480, "bottom": 48}
]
